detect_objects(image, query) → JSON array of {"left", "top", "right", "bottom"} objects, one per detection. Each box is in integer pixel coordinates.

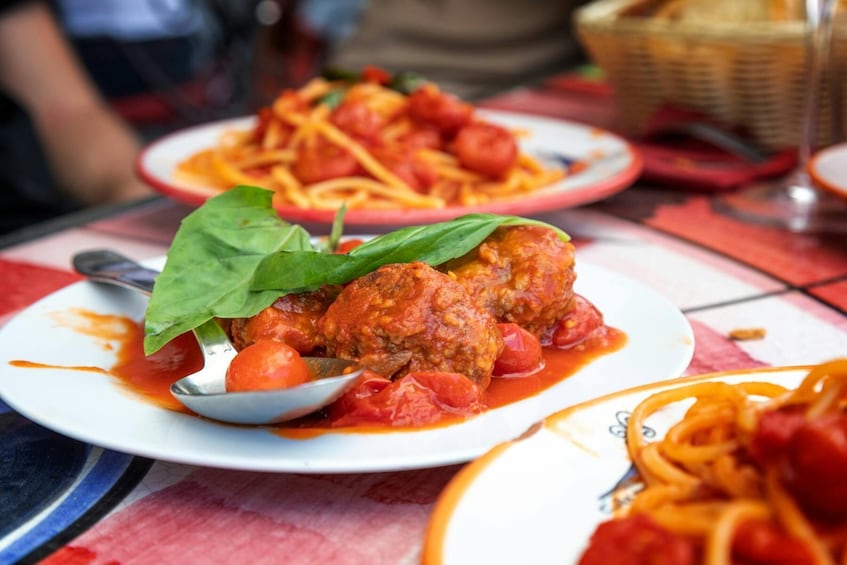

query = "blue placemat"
[{"left": 0, "top": 401, "right": 152, "bottom": 563}]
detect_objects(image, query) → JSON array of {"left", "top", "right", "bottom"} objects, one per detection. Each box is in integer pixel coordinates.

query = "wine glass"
[{"left": 713, "top": 0, "right": 847, "bottom": 233}]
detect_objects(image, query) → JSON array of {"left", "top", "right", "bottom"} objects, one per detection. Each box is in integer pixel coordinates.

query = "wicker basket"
[{"left": 575, "top": 0, "right": 847, "bottom": 151}]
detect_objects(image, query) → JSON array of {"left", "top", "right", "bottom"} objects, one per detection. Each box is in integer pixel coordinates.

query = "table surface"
[{"left": 1, "top": 73, "right": 846, "bottom": 565}]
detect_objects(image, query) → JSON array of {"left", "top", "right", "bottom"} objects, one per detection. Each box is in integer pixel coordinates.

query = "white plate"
[
  {"left": 137, "top": 110, "right": 643, "bottom": 227},
  {"left": 809, "top": 141, "right": 847, "bottom": 200},
  {"left": 0, "top": 259, "right": 692, "bottom": 473},
  {"left": 423, "top": 365, "right": 811, "bottom": 565}
]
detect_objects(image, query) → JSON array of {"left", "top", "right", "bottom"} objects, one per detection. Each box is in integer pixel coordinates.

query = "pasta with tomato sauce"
[
  {"left": 175, "top": 67, "right": 566, "bottom": 210},
  {"left": 578, "top": 358, "right": 847, "bottom": 565}
]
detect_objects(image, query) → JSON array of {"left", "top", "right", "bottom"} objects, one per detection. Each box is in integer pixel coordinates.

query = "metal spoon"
[{"left": 72, "top": 249, "right": 364, "bottom": 425}]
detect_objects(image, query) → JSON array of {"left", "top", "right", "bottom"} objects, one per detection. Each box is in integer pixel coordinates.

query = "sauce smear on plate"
[{"left": 14, "top": 309, "right": 625, "bottom": 433}]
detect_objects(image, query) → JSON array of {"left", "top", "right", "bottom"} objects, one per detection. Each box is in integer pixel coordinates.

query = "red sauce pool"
[{"left": 11, "top": 309, "right": 626, "bottom": 434}]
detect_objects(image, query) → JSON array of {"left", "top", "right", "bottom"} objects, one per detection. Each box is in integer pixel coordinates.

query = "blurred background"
[
  {"left": 54, "top": 0, "right": 288, "bottom": 141},
  {"left": 3, "top": 0, "right": 845, "bottom": 236},
  {"left": 0, "top": 0, "right": 592, "bottom": 236},
  {"left": 52, "top": 0, "right": 591, "bottom": 140}
]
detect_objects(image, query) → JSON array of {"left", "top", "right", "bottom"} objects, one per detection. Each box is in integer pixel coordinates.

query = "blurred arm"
[{"left": 0, "top": 1, "right": 152, "bottom": 205}]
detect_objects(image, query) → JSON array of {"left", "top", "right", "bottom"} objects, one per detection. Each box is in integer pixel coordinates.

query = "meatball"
[
  {"left": 318, "top": 261, "right": 503, "bottom": 388},
  {"left": 228, "top": 288, "right": 335, "bottom": 354},
  {"left": 440, "top": 225, "right": 576, "bottom": 340}
]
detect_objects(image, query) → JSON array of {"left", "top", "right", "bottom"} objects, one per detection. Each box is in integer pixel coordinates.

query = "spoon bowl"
[
  {"left": 73, "top": 249, "right": 364, "bottom": 425},
  {"left": 171, "top": 357, "right": 363, "bottom": 425}
]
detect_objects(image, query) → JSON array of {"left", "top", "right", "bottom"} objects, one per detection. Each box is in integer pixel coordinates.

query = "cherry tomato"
[
  {"left": 372, "top": 147, "right": 438, "bottom": 191},
  {"left": 242, "top": 298, "right": 324, "bottom": 354},
  {"left": 551, "top": 295, "right": 606, "bottom": 349},
  {"left": 579, "top": 515, "right": 696, "bottom": 565},
  {"left": 407, "top": 84, "right": 473, "bottom": 137},
  {"left": 493, "top": 323, "right": 543, "bottom": 376},
  {"left": 784, "top": 413, "right": 847, "bottom": 521},
  {"left": 361, "top": 65, "right": 391, "bottom": 85},
  {"left": 292, "top": 140, "right": 359, "bottom": 184},
  {"left": 328, "top": 370, "right": 483, "bottom": 427},
  {"left": 453, "top": 122, "right": 518, "bottom": 178},
  {"left": 732, "top": 520, "right": 815, "bottom": 565},
  {"left": 334, "top": 238, "right": 365, "bottom": 254},
  {"left": 225, "top": 340, "right": 311, "bottom": 392},
  {"left": 400, "top": 126, "right": 443, "bottom": 151},
  {"left": 252, "top": 107, "right": 274, "bottom": 142},
  {"left": 749, "top": 406, "right": 806, "bottom": 466},
  {"left": 330, "top": 101, "right": 384, "bottom": 144}
]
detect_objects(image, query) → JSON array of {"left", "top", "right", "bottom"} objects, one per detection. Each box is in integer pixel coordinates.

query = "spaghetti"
[
  {"left": 579, "top": 358, "right": 847, "bottom": 565},
  {"left": 175, "top": 69, "right": 566, "bottom": 210}
]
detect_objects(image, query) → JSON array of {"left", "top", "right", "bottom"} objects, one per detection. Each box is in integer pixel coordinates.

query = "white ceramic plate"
[
  {"left": 423, "top": 365, "right": 812, "bottom": 565},
  {"left": 137, "top": 110, "right": 642, "bottom": 227},
  {"left": 0, "top": 259, "right": 692, "bottom": 473},
  {"left": 809, "top": 142, "right": 847, "bottom": 200}
]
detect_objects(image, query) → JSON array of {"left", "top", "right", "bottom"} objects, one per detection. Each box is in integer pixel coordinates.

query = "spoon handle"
[
  {"left": 73, "top": 249, "right": 158, "bottom": 295},
  {"left": 72, "top": 250, "right": 238, "bottom": 366}
]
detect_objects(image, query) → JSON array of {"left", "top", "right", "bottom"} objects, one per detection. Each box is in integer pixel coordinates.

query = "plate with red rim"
[
  {"left": 0, "top": 258, "right": 691, "bottom": 474},
  {"left": 421, "top": 365, "right": 812, "bottom": 565},
  {"left": 809, "top": 142, "right": 847, "bottom": 200},
  {"left": 136, "top": 110, "right": 643, "bottom": 227}
]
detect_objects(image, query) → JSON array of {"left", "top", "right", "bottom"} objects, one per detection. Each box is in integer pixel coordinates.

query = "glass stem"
[{"left": 801, "top": 0, "right": 837, "bottom": 168}]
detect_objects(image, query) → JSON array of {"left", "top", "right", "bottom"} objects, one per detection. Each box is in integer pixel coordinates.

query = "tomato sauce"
[
  {"left": 12, "top": 309, "right": 625, "bottom": 434},
  {"left": 485, "top": 329, "right": 626, "bottom": 410},
  {"left": 110, "top": 329, "right": 202, "bottom": 413}
]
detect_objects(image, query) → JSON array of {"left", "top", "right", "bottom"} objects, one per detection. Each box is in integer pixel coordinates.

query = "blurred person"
[
  {"left": 0, "top": 0, "right": 152, "bottom": 235},
  {"left": 55, "top": 0, "right": 214, "bottom": 100},
  {"left": 295, "top": 0, "right": 590, "bottom": 100},
  {"left": 53, "top": 0, "right": 254, "bottom": 133}
]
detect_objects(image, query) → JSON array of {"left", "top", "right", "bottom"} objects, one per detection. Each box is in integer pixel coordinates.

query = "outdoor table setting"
[{"left": 2, "top": 4, "right": 847, "bottom": 563}]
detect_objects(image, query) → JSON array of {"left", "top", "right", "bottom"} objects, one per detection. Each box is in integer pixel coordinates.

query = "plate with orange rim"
[
  {"left": 421, "top": 365, "right": 813, "bottom": 565},
  {"left": 809, "top": 142, "right": 847, "bottom": 200},
  {"left": 136, "top": 110, "right": 643, "bottom": 227},
  {"left": 0, "top": 257, "right": 692, "bottom": 474}
]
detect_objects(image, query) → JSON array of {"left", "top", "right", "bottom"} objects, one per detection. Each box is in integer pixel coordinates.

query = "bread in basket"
[{"left": 575, "top": 0, "right": 847, "bottom": 150}]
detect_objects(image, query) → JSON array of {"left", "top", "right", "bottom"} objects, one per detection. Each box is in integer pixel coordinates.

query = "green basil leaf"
[
  {"left": 321, "top": 66, "right": 361, "bottom": 83},
  {"left": 315, "top": 204, "right": 347, "bottom": 253},
  {"left": 388, "top": 71, "right": 428, "bottom": 94},
  {"left": 143, "top": 186, "right": 314, "bottom": 355},
  {"left": 251, "top": 214, "right": 569, "bottom": 292},
  {"left": 316, "top": 88, "right": 345, "bottom": 109},
  {"left": 144, "top": 185, "right": 570, "bottom": 355},
  {"left": 322, "top": 66, "right": 426, "bottom": 95}
]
